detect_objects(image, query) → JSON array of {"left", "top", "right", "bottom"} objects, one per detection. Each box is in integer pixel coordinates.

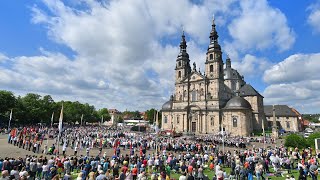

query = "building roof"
[
  {"left": 162, "top": 96, "right": 173, "bottom": 111},
  {"left": 239, "top": 84, "right": 263, "bottom": 97},
  {"left": 224, "top": 68, "right": 242, "bottom": 80},
  {"left": 264, "top": 105, "right": 297, "bottom": 117},
  {"left": 224, "top": 96, "right": 252, "bottom": 110}
]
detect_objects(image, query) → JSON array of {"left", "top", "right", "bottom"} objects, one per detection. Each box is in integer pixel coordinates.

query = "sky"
[{"left": 0, "top": 0, "right": 319, "bottom": 113}]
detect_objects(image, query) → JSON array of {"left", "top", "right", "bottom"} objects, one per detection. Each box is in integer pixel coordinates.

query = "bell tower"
[
  {"left": 205, "top": 18, "right": 224, "bottom": 79},
  {"left": 204, "top": 17, "right": 225, "bottom": 104},
  {"left": 175, "top": 31, "right": 191, "bottom": 82}
]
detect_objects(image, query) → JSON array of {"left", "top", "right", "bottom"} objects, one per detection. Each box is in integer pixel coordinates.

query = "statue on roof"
[{"left": 193, "top": 62, "right": 196, "bottom": 71}]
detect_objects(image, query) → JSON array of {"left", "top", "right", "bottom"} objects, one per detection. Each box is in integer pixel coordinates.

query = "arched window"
[
  {"left": 209, "top": 54, "right": 213, "bottom": 60},
  {"left": 232, "top": 117, "right": 237, "bottom": 127},
  {"left": 164, "top": 116, "right": 168, "bottom": 123},
  {"left": 178, "top": 71, "right": 181, "bottom": 78},
  {"left": 210, "top": 117, "right": 214, "bottom": 126},
  {"left": 178, "top": 61, "right": 181, "bottom": 67},
  {"left": 191, "top": 90, "right": 197, "bottom": 101},
  {"left": 210, "top": 65, "right": 213, "bottom": 72}
]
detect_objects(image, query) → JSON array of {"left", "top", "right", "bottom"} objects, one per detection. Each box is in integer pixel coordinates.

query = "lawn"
[{"left": 69, "top": 166, "right": 301, "bottom": 180}]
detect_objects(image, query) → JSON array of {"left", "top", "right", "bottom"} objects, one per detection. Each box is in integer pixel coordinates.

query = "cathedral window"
[
  {"left": 191, "top": 90, "right": 197, "bottom": 101},
  {"left": 232, "top": 117, "right": 237, "bottom": 127},
  {"left": 210, "top": 117, "right": 214, "bottom": 126},
  {"left": 178, "top": 71, "right": 181, "bottom": 78},
  {"left": 164, "top": 116, "right": 168, "bottom": 123},
  {"left": 178, "top": 61, "right": 181, "bottom": 67},
  {"left": 210, "top": 65, "right": 213, "bottom": 72},
  {"left": 210, "top": 54, "right": 213, "bottom": 60}
]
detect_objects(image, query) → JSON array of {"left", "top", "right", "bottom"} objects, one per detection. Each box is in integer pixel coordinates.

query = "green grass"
[{"left": 68, "top": 166, "right": 300, "bottom": 180}]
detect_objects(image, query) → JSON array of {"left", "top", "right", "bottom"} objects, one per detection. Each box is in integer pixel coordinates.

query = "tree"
[
  {"left": 97, "top": 108, "right": 111, "bottom": 121},
  {"left": 145, "top": 108, "right": 156, "bottom": 124},
  {"left": 284, "top": 134, "right": 307, "bottom": 149},
  {"left": 20, "top": 93, "right": 43, "bottom": 124},
  {"left": 0, "top": 90, "right": 16, "bottom": 114},
  {"left": 306, "top": 132, "right": 320, "bottom": 148}
]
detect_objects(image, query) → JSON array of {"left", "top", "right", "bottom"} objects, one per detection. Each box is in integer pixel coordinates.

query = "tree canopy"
[{"left": 0, "top": 90, "right": 160, "bottom": 126}]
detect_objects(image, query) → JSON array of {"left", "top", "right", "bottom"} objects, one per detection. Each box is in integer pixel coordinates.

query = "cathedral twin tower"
[{"left": 161, "top": 18, "right": 265, "bottom": 136}]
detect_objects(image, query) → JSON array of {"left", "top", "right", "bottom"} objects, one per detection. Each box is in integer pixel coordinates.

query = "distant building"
[
  {"left": 291, "top": 108, "right": 307, "bottom": 131},
  {"left": 264, "top": 105, "right": 300, "bottom": 132},
  {"left": 107, "top": 109, "right": 121, "bottom": 125}
]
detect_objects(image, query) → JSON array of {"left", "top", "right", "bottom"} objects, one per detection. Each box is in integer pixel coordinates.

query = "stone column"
[{"left": 272, "top": 105, "right": 279, "bottom": 139}]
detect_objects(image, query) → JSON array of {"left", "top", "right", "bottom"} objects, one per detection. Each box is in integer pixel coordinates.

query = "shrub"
[
  {"left": 284, "top": 134, "right": 307, "bottom": 149},
  {"left": 306, "top": 132, "right": 320, "bottom": 148}
]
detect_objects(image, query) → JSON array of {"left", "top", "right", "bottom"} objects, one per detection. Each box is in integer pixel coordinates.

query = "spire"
[
  {"left": 180, "top": 30, "right": 187, "bottom": 53},
  {"left": 209, "top": 16, "right": 219, "bottom": 44},
  {"left": 176, "top": 30, "right": 189, "bottom": 60},
  {"left": 226, "top": 54, "right": 231, "bottom": 68},
  {"left": 207, "top": 15, "right": 221, "bottom": 52}
]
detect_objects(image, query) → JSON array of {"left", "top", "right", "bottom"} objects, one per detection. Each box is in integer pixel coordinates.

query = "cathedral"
[{"left": 161, "top": 18, "right": 266, "bottom": 136}]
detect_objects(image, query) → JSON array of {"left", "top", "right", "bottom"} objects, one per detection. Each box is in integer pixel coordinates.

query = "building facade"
[
  {"left": 161, "top": 18, "right": 266, "bottom": 136},
  {"left": 264, "top": 105, "right": 300, "bottom": 132}
]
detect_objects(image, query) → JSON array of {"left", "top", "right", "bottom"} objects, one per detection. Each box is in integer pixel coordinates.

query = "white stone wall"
[
  {"left": 222, "top": 110, "right": 253, "bottom": 136},
  {"left": 266, "top": 116, "right": 299, "bottom": 132}
]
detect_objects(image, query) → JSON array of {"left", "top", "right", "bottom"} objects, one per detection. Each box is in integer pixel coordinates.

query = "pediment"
[{"left": 181, "top": 71, "right": 205, "bottom": 83}]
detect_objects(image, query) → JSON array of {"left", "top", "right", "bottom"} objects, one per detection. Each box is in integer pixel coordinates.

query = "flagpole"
[
  {"left": 8, "top": 109, "right": 13, "bottom": 131},
  {"left": 262, "top": 118, "right": 266, "bottom": 149},
  {"left": 58, "top": 104, "right": 64, "bottom": 155},
  {"left": 47, "top": 112, "right": 54, "bottom": 145},
  {"left": 155, "top": 110, "right": 159, "bottom": 154},
  {"left": 51, "top": 112, "right": 54, "bottom": 128}
]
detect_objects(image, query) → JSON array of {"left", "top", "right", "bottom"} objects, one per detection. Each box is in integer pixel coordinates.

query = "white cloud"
[
  {"left": 307, "top": 1, "right": 320, "bottom": 33},
  {"left": 0, "top": 53, "right": 9, "bottom": 63},
  {"left": 263, "top": 53, "right": 320, "bottom": 113},
  {"left": 0, "top": 0, "right": 239, "bottom": 111},
  {"left": 263, "top": 53, "right": 320, "bottom": 84},
  {"left": 0, "top": 0, "right": 311, "bottom": 114},
  {"left": 226, "top": 0, "right": 295, "bottom": 53},
  {"left": 231, "top": 54, "right": 272, "bottom": 78}
]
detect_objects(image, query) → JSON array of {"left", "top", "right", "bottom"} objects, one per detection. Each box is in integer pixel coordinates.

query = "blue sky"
[{"left": 0, "top": 0, "right": 319, "bottom": 113}]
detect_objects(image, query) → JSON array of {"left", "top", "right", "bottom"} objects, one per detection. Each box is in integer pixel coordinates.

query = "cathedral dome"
[
  {"left": 224, "top": 96, "right": 252, "bottom": 109},
  {"left": 162, "top": 99, "right": 173, "bottom": 110}
]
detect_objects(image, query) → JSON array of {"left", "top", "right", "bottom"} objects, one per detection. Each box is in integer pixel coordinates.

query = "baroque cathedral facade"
[{"left": 161, "top": 19, "right": 265, "bottom": 136}]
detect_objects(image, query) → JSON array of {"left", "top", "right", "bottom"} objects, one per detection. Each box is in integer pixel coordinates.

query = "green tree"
[
  {"left": 0, "top": 90, "right": 16, "bottom": 114},
  {"left": 97, "top": 108, "right": 111, "bottom": 121},
  {"left": 306, "top": 132, "right": 320, "bottom": 148},
  {"left": 284, "top": 134, "right": 307, "bottom": 149},
  {"left": 20, "top": 93, "right": 43, "bottom": 124}
]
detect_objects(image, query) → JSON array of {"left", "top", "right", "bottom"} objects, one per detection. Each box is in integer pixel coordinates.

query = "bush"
[
  {"left": 306, "top": 132, "right": 320, "bottom": 148},
  {"left": 284, "top": 134, "right": 307, "bottom": 149}
]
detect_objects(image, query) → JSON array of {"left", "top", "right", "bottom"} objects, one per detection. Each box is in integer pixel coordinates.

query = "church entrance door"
[{"left": 191, "top": 122, "right": 196, "bottom": 132}]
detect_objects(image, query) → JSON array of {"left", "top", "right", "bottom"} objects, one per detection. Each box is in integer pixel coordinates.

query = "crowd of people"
[{"left": 1, "top": 125, "right": 319, "bottom": 180}]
